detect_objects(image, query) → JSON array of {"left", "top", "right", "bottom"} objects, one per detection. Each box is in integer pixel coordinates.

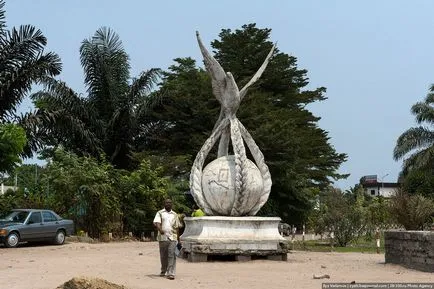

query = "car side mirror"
[{"left": 27, "top": 220, "right": 34, "bottom": 225}]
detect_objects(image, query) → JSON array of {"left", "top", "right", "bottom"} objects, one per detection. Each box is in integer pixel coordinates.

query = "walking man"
[{"left": 153, "top": 199, "right": 180, "bottom": 280}]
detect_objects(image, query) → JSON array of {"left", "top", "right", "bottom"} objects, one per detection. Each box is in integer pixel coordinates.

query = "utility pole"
[{"left": 379, "top": 173, "right": 389, "bottom": 196}]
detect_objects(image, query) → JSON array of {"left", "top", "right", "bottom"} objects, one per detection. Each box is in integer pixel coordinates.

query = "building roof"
[{"left": 362, "top": 182, "right": 399, "bottom": 188}]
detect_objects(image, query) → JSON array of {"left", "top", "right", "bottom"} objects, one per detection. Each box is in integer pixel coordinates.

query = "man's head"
[{"left": 164, "top": 199, "right": 173, "bottom": 212}]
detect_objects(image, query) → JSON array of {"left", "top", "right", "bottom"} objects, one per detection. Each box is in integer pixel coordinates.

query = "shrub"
[
  {"left": 388, "top": 189, "right": 434, "bottom": 230},
  {"left": 314, "top": 187, "right": 365, "bottom": 247}
]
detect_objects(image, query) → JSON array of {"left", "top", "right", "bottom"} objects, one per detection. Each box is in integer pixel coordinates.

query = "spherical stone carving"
[{"left": 201, "top": 155, "right": 264, "bottom": 215}]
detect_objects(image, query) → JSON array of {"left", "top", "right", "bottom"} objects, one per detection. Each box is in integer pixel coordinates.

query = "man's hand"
[{"left": 153, "top": 222, "right": 165, "bottom": 235}]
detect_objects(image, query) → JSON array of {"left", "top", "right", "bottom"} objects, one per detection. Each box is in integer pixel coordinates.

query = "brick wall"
[{"left": 384, "top": 230, "right": 434, "bottom": 272}]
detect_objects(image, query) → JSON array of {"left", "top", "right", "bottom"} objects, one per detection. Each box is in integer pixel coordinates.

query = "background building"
[{"left": 359, "top": 175, "right": 399, "bottom": 197}]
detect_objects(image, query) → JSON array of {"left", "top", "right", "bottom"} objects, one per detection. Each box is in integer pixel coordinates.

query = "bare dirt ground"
[{"left": 0, "top": 241, "right": 432, "bottom": 289}]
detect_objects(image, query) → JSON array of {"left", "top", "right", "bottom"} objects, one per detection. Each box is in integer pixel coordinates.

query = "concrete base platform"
[{"left": 180, "top": 216, "right": 289, "bottom": 262}]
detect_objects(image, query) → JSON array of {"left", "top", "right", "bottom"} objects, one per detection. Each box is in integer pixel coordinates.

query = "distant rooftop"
[{"left": 359, "top": 174, "right": 399, "bottom": 187}]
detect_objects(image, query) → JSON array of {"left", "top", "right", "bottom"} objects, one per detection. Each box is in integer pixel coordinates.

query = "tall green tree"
[
  {"left": 150, "top": 24, "right": 347, "bottom": 224},
  {"left": 394, "top": 89, "right": 434, "bottom": 175},
  {"left": 29, "top": 27, "right": 161, "bottom": 169},
  {"left": 0, "top": 123, "right": 26, "bottom": 173},
  {"left": 0, "top": 0, "right": 61, "bottom": 158}
]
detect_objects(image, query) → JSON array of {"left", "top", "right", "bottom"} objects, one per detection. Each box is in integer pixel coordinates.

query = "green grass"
[{"left": 289, "top": 236, "right": 385, "bottom": 254}]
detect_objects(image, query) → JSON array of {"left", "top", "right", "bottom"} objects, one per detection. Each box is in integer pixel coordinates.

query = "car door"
[
  {"left": 19, "top": 212, "right": 44, "bottom": 241},
  {"left": 42, "top": 211, "right": 59, "bottom": 238}
]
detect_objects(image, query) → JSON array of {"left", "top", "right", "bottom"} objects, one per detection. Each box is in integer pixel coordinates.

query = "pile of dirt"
[{"left": 56, "top": 277, "right": 127, "bottom": 289}]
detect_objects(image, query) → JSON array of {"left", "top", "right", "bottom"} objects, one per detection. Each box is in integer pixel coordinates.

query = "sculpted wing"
[
  {"left": 239, "top": 43, "right": 276, "bottom": 100},
  {"left": 196, "top": 31, "right": 226, "bottom": 102}
]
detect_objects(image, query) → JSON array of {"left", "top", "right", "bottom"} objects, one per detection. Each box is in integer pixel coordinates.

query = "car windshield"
[{"left": 0, "top": 211, "right": 30, "bottom": 223}]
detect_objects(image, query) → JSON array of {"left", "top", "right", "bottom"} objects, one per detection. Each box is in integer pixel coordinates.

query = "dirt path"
[{"left": 0, "top": 241, "right": 432, "bottom": 289}]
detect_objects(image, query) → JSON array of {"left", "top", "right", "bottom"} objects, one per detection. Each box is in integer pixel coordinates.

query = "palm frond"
[
  {"left": 411, "top": 96, "right": 434, "bottom": 125},
  {"left": 400, "top": 146, "right": 434, "bottom": 176},
  {"left": 393, "top": 126, "right": 434, "bottom": 160},
  {"left": 17, "top": 110, "right": 53, "bottom": 157},
  {"left": 134, "top": 120, "right": 172, "bottom": 150},
  {"left": 129, "top": 68, "right": 161, "bottom": 101},
  {"left": 429, "top": 83, "right": 434, "bottom": 93},
  {"left": 27, "top": 78, "right": 103, "bottom": 154},
  {"left": 425, "top": 91, "right": 434, "bottom": 104},
  {"left": 93, "top": 27, "right": 123, "bottom": 52},
  {"left": 134, "top": 89, "right": 166, "bottom": 121},
  {"left": 0, "top": 25, "right": 47, "bottom": 65},
  {"left": 0, "top": 0, "right": 6, "bottom": 40},
  {"left": 127, "top": 69, "right": 163, "bottom": 130},
  {"left": 107, "top": 107, "right": 123, "bottom": 130},
  {"left": 19, "top": 107, "right": 101, "bottom": 157},
  {"left": 34, "top": 77, "right": 93, "bottom": 120},
  {"left": 0, "top": 52, "right": 61, "bottom": 119},
  {"left": 80, "top": 27, "right": 130, "bottom": 108}
]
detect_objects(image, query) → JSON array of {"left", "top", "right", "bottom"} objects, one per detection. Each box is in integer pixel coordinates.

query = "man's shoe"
[
  {"left": 167, "top": 275, "right": 175, "bottom": 280},
  {"left": 159, "top": 272, "right": 166, "bottom": 277}
]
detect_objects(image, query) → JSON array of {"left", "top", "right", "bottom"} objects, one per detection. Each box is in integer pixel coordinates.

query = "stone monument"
[{"left": 180, "top": 32, "right": 288, "bottom": 262}]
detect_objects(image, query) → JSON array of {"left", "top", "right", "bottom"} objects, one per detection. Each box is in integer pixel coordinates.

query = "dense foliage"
[
  {"left": 0, "top": 123, "right": 26, "bottom": 173},
  {"left": 309, "top": 185, "right": 392, "bottom": 246},
  {"left": 401, "top": 169, "right": 434, "bottom": 198},
  {"left": 388, "top": 188, "right": 434, "bottom": 230},
  {"left": 0, "top": 149, "right": 176, "bottom": 238}
]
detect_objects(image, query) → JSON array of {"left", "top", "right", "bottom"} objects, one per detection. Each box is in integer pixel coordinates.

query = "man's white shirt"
[{"left": 153, "top": 209, "right": 180, "bottom": 241}]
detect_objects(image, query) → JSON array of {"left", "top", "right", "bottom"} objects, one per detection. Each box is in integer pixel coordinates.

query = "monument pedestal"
[{"left": 180, "top": 216, "right": 289, "bottom": 262}]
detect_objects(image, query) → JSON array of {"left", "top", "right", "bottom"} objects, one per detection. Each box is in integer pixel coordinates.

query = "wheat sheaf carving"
[{"left": 190, "top": 32, "right": 274, "bottom": 216}]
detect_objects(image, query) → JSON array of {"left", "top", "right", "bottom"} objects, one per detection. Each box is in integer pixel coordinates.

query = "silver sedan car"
[{"left": 0, "top": 209, "right": 75, "bottom": 248}]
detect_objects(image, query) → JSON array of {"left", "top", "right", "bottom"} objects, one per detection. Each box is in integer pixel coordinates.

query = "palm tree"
[
  {"left": 394, "top": 86, "right": 434, "bottom": 175},
  {"left": 0, "top": 0, "right": 61, "bottom": 121},
  {"left": 30, "top": 27, "right": 161, "bottom": 169}
]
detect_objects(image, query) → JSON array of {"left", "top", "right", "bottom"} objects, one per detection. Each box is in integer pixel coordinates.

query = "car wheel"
[
  {"left": 53, "top": 230, "right": 66, "bottom": 245},
  {"left": 5, "top": 232, "right": 20, "bottom": 248}
]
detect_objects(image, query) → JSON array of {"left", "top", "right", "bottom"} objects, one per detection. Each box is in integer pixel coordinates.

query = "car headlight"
[{"left": 0, "top": 229, "right": 8, "bottom": 236}]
